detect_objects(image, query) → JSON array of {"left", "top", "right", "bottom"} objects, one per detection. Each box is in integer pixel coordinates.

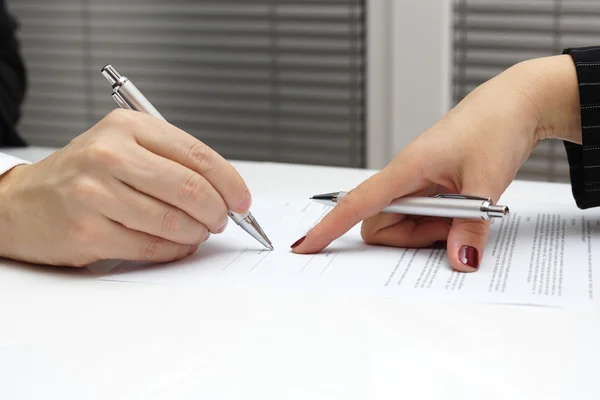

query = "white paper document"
[{"left": 101, "top": 198, "right": 600, "bottom": 308}]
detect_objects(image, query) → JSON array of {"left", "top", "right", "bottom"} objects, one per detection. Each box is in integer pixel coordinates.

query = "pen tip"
[{"left": 310, "top": 192, "right": 338, "bottom": 201}]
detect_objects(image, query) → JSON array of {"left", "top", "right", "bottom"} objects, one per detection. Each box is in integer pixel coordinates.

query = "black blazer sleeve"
[
  {"left": 0, "top": 0, "right": 26, "bottom": 147},
  {"left": 563, "top": 46, "right": 600, "bottom": 209}
]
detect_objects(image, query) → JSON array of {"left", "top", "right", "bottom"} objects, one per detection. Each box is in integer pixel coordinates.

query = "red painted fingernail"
[
  {"left": 458, "top": 246, "right": 479, "bottom": 269},
  {"left": 290, "top": 236, "right": 306, "bottom": 249}
]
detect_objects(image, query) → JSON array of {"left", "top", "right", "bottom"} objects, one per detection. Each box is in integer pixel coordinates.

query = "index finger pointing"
[{"left": 292, "top": 169, "right": 412, "bottom": 254}]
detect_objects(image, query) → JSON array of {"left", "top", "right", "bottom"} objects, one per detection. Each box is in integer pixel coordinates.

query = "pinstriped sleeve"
[{"left": 563, "top": 46, "right": 600, "bottom": 209}]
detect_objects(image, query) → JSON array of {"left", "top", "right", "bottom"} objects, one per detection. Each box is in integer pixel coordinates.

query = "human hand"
[
  {"left": 292, "top": 55, "right": 581, "bottom": 272},
  {"left": 0, "top": 110, "right": 250, "bottom": 266}
]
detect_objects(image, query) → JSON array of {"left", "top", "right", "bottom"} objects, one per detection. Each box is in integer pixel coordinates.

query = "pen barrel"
[
  {"left": 383, "top": 197, "right": 493, "bottom": 220},
  {"left": 114, "top": 80, "right": 165, "bottom": 121},
  {"left": 228, "top": 210, "right": 248, "bottom": 225}
]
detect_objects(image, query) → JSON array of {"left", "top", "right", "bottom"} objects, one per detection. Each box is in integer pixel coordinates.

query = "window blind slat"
[
  {"left": 453, "top": 0, "right": 582, "bottom": 183},
  {"left": 7, "top": 0, "right": 366, "bottom": 167}
]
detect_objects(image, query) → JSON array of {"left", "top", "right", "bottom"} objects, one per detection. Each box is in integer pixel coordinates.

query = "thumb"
[{"left": 446, "top": 185, "right": 502, "bottom": 273}]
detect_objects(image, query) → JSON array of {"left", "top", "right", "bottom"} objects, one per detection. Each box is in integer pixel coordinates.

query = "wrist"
[
  {"left": 0, "top": 163, "right": 26, "bottom": 195},
  {"left": 0, "top": 165, "right": 28, "bottom": 259},
  {"left": 511, "top": 55, "right": 581, "bottom": 144}
]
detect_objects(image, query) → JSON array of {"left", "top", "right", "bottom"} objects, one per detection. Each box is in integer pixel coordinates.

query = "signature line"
[
  {"left": 320, "top": 251, "right": 340, "bottom": 276},
  {"left": 221, "top": 249, "right": 247, "bottom": 271},
  {"left": 298, "top": 254, "right": 317, "bottom": 275},
  {"left": 249, "top": 251, "right": 271, "bottom": 272}
]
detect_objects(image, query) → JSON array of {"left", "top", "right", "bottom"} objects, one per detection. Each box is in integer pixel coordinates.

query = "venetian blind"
[
  {"left": 453, "top": 0, "right": 600, "bottom": 182},
  {"left": 6, "top": 0, "right": 366, "bottom": 167}
]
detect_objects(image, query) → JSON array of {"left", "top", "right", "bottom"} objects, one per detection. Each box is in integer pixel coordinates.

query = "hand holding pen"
[
  {"left": 0, "top": 65, "right": 272, "bottom": 267},
  {"left": 292, "top": 149, "right": 513, "bottom": 274},
  {"left": 0, "top": 108, "right": 261, "bottom": 266},
  {"left": 101, "top": 65, "right": 272, "bottom": 250},
  {"left": 290, "top": 56, "right": 580, "bottom": 273}
]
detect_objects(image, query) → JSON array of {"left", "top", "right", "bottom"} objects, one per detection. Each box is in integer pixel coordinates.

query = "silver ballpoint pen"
[
  {"left": 101, "top": 64, "right": 273, "bottom": 250},
  {"left": 311, "top": 192, "right": 509, "bottom": 220}
]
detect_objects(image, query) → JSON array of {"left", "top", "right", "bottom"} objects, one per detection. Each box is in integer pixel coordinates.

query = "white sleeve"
[{"left": 0, "top": 152, "right": 31, "bottom": 177}]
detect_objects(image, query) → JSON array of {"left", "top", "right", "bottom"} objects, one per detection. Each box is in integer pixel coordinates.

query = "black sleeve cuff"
[{"left": 563, "top": 46, "right": 600, "bottom": 209}]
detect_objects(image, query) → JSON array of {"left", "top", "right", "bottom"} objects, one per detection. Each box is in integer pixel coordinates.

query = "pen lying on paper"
[
  {"left": 101, "top": 64, "right": 274, "bottom": 250},
  {"left": 311, "top": 192, "right": 509, "bottom": 220}
]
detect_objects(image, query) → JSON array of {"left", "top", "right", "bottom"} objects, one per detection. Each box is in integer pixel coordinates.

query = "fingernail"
[
  {"left": 290, "top": 236, "right": 306, "bottom": 249},
  {"left": 238, "top": 189, "right": 252, "bottom": 212},
  {"left": 458, "top": 245, "right": 479, "bottom": 269},
  {"left": 189, "top": 245, "right": 198, "bottom": 255},
  {"left": 217, "top": 218, "right": 228, "bottom": 234}
]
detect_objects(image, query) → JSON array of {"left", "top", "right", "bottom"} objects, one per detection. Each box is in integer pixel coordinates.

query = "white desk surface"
[{"left": 1, "top": 147, "right": 599, "bottom": 399}]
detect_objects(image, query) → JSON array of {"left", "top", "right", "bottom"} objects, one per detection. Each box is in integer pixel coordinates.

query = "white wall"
[{"left": 367, "top": 0, "right": 451, "bottom": 169}]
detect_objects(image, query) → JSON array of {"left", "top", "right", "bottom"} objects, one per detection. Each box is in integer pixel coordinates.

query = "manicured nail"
[
  {"left": 458, "top": 245, "right": 479, "bottom": 269},
  {"left": 189, "top": 245, "right": 199, "bottom": 255},
  {"left": 290, "top": 236, "right": 306, "bottom": 249}
]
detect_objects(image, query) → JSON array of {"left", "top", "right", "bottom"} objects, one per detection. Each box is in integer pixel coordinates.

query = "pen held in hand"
[
  {"left": 101, "top": 64, "right": 274, "bottom": 250},
  {"left": 311, "top": 192, "right": 509, "bottom": 221}
]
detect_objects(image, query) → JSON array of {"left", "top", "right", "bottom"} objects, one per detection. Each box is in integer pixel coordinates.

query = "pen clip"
[{"left": 430, "top": 194, "right": 492, "bottom": 202}]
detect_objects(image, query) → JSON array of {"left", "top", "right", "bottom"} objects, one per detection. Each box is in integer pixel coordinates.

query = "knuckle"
[
  {"left": 68, "top": 177, "right": 104, "bottom": 204},
  {"left": 143, "top": 237, "right": 163, "bottom": 261},
  {"left": 86, "top": 141, "right": 120, "bottom": 167},
  {"left": 338, "top": 194, "right": 362, "bottom": 222},
  {"left": 161, "top": 209, "right": 182, "bottom": 233},
  {"left": 68, "top": 218, "right": 98, "bottom": 247},
  {"left": 178, "top": 173, "right": 207, "bottom": 204},
  {"left": 186, "top": 141, "right": 214, "bottom": 173},
  {"left": 106, "top": 108, "right": 135, "bottom": 126}
]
